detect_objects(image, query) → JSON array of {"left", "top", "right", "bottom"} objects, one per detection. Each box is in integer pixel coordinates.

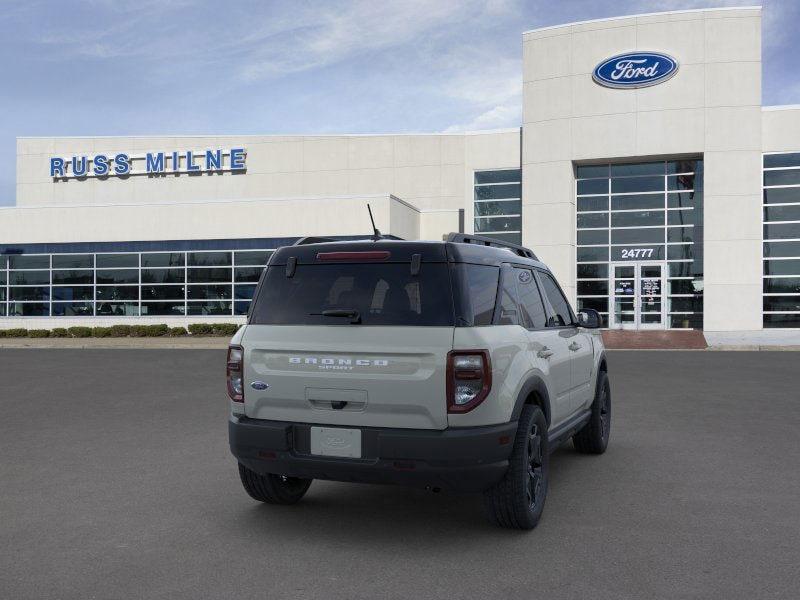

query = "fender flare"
[{"left": 511, "top": 375, "right": 552, "bottom": 426}]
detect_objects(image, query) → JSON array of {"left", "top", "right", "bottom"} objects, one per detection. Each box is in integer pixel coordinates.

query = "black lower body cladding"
[{"left": 229, "top": 416, "right": 517, "bottom": 493}]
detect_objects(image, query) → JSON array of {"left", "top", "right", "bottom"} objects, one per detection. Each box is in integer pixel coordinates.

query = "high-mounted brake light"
[
  {"left": 227, "top": 345, "right": 244, "bottom": 402},
  {"left": 446, "top": 350, "right": 492, "bottom": 413},
  {"left": 316, "top": 251, "right": 390, "bottom": 261}
]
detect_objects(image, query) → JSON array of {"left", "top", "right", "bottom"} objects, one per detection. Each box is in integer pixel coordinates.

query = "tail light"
[
  {"left": 447, "top": 350, "right": 491, "bottom": 413},
  {"left": 227, "top": 345, "right": 244, "bottom": 402}
]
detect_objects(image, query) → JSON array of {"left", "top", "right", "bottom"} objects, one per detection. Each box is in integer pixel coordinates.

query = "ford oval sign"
[{"left": 593, "top": 52, "right": 678, "bottom": 89}]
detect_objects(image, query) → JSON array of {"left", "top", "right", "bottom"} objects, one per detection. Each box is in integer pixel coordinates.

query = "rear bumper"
[{"left": 229, "top": 415, "right": 517, "bottom": 492}]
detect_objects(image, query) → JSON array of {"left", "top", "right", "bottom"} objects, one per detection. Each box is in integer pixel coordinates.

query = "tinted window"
[
  {"left": 457, "top": 264, "right": 498, "bottom": 326},
  {"left": 515, "top": 269, "right": 547, "bottom": 329},
  {"left": 495, "top": 268, "right": 520, "bottom": 326},
  {"left": 538, "top": 271, "right": 574, "bottom": 327},
  {"left": 250, "top": 263, "right": 454, "bottom": 326}
]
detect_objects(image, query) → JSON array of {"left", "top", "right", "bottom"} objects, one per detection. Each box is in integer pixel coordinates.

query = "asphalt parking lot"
[{"left": 1, "top": 349, "right": 799, "bottom": 600}]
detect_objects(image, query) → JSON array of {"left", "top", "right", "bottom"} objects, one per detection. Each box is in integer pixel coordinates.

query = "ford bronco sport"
[{"left": 228, "top": 233, "right": 610, "bottom": 529}]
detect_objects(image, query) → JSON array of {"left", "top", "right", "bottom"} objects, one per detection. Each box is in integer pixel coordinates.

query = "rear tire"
[
  {"left": 238, "top": 463, "right": 312, "bottom": 505},
  {"left": 573, "top": 371, "right": 611, "bottom": 454},
  {"left": 483, "top": 405, "right": 549, "bottom": 530}
]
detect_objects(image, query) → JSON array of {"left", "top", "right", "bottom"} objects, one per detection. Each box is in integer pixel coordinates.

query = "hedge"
[{"left": 0, "top": 323, "right": 240, "bottom": 338}]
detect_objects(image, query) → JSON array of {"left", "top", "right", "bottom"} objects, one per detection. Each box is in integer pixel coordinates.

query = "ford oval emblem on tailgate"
[{"left": 250, "top": 381, "right": 269, "bottom": 390}]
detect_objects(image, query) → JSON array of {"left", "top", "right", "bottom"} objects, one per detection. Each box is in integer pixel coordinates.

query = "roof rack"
[
  {"left": 445, "top": 232, "right": 538, "bottom": 260},
  {"left": 293, "top": 236, "right": 336, "bottom": 246}
]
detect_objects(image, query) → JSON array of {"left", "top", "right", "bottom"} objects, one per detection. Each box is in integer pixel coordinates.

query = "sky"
[{"left": 1, "top": 0, "right": 798, "bottom": 206}]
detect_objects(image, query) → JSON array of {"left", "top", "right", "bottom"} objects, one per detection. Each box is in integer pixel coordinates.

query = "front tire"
[
  {"left": 483, "top": 405, "right": 549, "bottom": 530},
  {"left": 573, "top": 370, "right": 611, "bottom": 454},
  {"left": 238, "top": 463, "right": 312, "bottom": 505}
]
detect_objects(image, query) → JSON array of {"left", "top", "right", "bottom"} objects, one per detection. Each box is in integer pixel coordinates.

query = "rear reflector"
[{"left": 316, "top": 251, "right": 390, "bottom": 261}]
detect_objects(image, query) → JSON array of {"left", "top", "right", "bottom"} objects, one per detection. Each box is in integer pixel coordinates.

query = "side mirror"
[{"left": 577, "top": 308, "right": 602, "bottom": 329}]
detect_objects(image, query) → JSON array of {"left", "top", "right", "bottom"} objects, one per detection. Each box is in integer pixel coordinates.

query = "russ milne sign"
[
  {"left": 49, "top": 148, "right": 246, "bottom": 179},
  {"left": 592, "top": 52, "right": 678, "bottom": 89}
]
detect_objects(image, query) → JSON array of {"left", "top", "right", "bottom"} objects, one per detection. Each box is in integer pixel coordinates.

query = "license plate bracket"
[{"left": 310, "top": 426, "right": 362, "bottom": 458}]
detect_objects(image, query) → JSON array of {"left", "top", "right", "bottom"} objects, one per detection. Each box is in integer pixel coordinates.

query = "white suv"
[{"left": 228, "top": 233, "right": 610, "bottom": 529}]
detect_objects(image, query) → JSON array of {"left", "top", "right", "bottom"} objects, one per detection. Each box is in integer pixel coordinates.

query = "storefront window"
[{"left": 474, "top": 169, "right": 521, "bottom": 245}]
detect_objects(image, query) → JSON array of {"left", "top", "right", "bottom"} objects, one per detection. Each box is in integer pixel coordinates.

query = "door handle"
[
  {"left": 537, "top": 347, "right": 554, "bottom": 359},
  {"left": 568, "top": 342, "right": 582, "bottom": 352}
]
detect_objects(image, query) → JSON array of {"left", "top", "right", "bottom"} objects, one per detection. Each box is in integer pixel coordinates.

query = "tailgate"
[{"left": 242, "top": 325, "right": 454, "bottom": 430}]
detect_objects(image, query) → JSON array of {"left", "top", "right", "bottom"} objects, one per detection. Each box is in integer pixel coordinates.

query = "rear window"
[{"left": 250, "top": 263, "right": 455, "bottom": 326}]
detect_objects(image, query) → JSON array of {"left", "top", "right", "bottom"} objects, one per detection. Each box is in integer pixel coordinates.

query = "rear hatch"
[{"left": 242, "top": 242, "right": 455, "bottom": 430}]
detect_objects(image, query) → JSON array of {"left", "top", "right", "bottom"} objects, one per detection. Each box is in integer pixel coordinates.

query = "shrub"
[
  {"left": 51, "top": 328, "right": 69, "bottom": 338},
  {"left": 4, "top": 328, "right": 29, "bottom": 338},
  {"left": 68, "top": 326, "right": 92, "bottom": 338},
  {"left": 188, "top": 323, "right": 213, "bottom": 336},
  {"left": 145, "top": 324, "right": 169, "bottom": 337},
  {"left": 92, "top": 327, "right": 113, "bottom": 338},
  {"left": 212, "top": 323, "right": 239, "bottom": 336},
  {"left": 109, "top": 324, "right": 132, "bottom": 337},
  {"left": 28, "top": 329, "right": 51, "bottom": 338},
  {"left": 168, "top": 326, "right": 188, "bottom": 337},
  {"left": 129, "top": 325, "right": 148, "bottom": 338}
]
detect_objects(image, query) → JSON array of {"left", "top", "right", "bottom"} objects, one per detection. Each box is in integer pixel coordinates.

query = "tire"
[
  {"left": 483, "top": 404, "right": 549, "bottom": 530},
  {"left": 237, "top": 463, "right": 312, "bottom": 505},
  {"left": 573, "top": 370, "right": 611, "bottom": 454}
]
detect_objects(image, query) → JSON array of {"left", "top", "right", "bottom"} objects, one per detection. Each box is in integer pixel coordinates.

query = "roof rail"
[
  {"left": 293, "top": 236, "right": 336, "bottom": 246},
  {"left": 445, "top": 232, "right": 538, "bottom": 260}
]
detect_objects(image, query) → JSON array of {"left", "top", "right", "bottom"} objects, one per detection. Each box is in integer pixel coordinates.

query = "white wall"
[{"left": 522, "top": 7, "right": 764, "bottom": 331}]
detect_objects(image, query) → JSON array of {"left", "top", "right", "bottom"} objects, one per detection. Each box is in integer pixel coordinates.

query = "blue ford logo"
[
  {"left": 250, "top": 381, "right": 269, "bottom": 390},
  {"left": 593, "top": 52, "right": 678, "bottom": 89}
]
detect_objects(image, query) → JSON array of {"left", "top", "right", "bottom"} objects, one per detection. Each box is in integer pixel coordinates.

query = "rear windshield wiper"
[{"left": 310, "top": 309, "right": 362, "bottom": 324}]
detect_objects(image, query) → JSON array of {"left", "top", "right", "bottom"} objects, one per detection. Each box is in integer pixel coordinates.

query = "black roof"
[{"left": 268, "top": 236, "right": 547, "bottom": 270}]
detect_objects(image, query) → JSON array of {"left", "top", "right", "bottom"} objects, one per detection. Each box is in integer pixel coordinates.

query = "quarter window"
[
  {"left": 538, "top": 271, "right": 573, "bottom": 327},
  {"left": 515, "top": 269, "right": 547, "bottom": 329}
]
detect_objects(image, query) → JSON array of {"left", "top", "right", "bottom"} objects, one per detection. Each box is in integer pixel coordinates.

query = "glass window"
[
  {"left": 97, "top": 254, "right": 138, "bottom": 268},
  {"left": 763, "top": 188, "right": 800, "bottom": 205},
  {"left": 0, "top": 271, "right": 5, "bottom": 285},
  {"left": 96, "top": 302, "right": 139, "bottom": 316},
  {"left": 474, "top": 184, "right": 521, "bottom": 200},
  {"left": 577, "top": 264, "right": 608, "bottom": 279},
  {"left": 577, "top": 247, "right": 608, "bottom": 262},
  {"left": 234, "top": 301, "right": 251, "bottom": 316},
  {"left": 764, "top": 153, "right": 800, "bottom": 168},
  {"left": 187, "top": 301, "right": 232, "bottom": 315},
  {"left": 10, "top": 270, "right": 50, "bottom": 285},
  {"left": 764, "top": 205, "right": 800, "bottom": 223},
  {"left": 141, "top": 253, "right": 185, "bottom": 268},
  {"left": 764, "top": 170, "right": 800, "bottom": 187},
  {"left": 141, "top": 285, "right": 185, "bottom": 300},
  {"left": 96, "top": 286, "right": 139, "bottom": 301},
  {"left": 577, "top": 297, "right": 608, "bottom": 313},
  {"left": 234, "top": 284, "right": 257, "bottom": 300},
  {"left": 763, "top": 297, "right": 800, "bottom": 312},
  {"left": 668, "top": 227, "right": 695, "bottom": 244},
  {"left": 764, "top": 223, "right": 800, "bottom": 240},
  {"left": 670, "top": 314, "right": 704, "bottom": 329},
  {"left": 764, "top": 259, "right": 800, "bottom": 276},
  {"left": 53, "top": 286, "right": 94, "bottom": 301},
  {"left": 668, "top": 210, "right": 696, "bottom": 226},
  {"left": 669, "top": 280, "right": 701, "bottom": 295},
  {"left": 234, "top": 267, "right": 264, "bottom": 283},
  {"left": 667, "top": 245, "right": 694, "bottom": 261},
  {"left": 141, "top": 268, "right": 185, "bottom": 284},
  {"left": 475, "top": 200, "right": 522, "bottom": 216},
  {"left": 577, "top": 179, "right": 608, "bottom": 195},
  {"left": 474, "top": 169, "right": 520, "bottom": 184},
  {"left": 576, "top": 165, "right": 608, "bottom": 178},
  {"left": 669, "top": 297, "right": 703, "bottom": 312},
  {"left": 538, "top": 271, "right": 574, "bottom": 327},
  {"left": 668, "top": 192, "right": 702, "bottom": 209},
  {"left": 474, "top": 215, "right": 521, "bottom": 234},
  {"left": 52, "top": 254, "right": 93, "bottom": 269},
  {"left": 188, "top": 268, "right": 231, "bottom": 283},
  {"left": 10, "top": 287, "right": 50, "bottom": 301},
  {"left": 577, "top": 212, "right": 608, "bottom": 229},
  {"left": 495, "top": 268, "right": 520, "bottom": 326},
  {"left": 763, "top": 278, "right": 800, "bottom": 294},
  {"left": 611, "top": 194, "right": 664, "bottom": 210},
  {"left": 187, "top": 284, "right": 232, "bottom": 300},
  {"left": 611, "top": 162, "right": 664, "bottom": 177},
  {"left": 667, "top": 160, "right": 701, "bottom": 174},
  {"left": 141, "top": 302, "right": 185, "bottom": 316},
  {"left": 764, "top": 241, "right": 800, "bottom": 258},
  {"left": 52, "top": 302, "right": 94, "bottom": 317},
  {"left": 611, "top": 246, "right": 665, "bottom": 261},
  {"left": 577, "top": 230, "right": 608, "bottom": 245},
  {"left": 515, "top": 269, "right": 547, "bottom": 329},
  {"left": 454, "top": 264, "right": 499, "bottom": 326},
  {"left": 667, "top": 174, "right": 697, "bottom": 191},
  {"left": 250, "top": 263, "right": 455, "bottom": 326},
  {"left": 52, "top": 270, "right": 93, "bottom": 284},
  {"left": 669, "top": 262, "right": 696, "bottom": 277},
  {"left": 188, "top": 251, "right": 232, "bottom": 267},
  {"left": 577, "top": 197, "right": 608, "bottom": 212},
  {"left": 611, "top": 211, "right": 664, "bottom": 228},
  {"left": 234, "top": 251, "right": 272, "bottom": 266},
  {"left": 611, "top": 176, "right": 663, "bottom": 194},
  {"left": 763, "top": 314, "right": 800, "bottom": 327},
  {"left": 96, "top": 269, "right": 138, "bottom": 284},
  {"left": 8, "top": 302, "right": 49, "bottom": 316},
  {"left": 611, "top": 228, "right": 665, "bottom": 245},
  {"left": 577, "top": 281, "right": 608, "bottom": 295},
  {"left": 9, "top": 255, "right": 48, "bottom": 269}
]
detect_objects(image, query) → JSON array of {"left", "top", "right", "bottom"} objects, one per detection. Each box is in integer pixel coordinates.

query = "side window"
[
  {"left": 538, "top": 271, "right": 574, "bottom": 327},
  {"left": 460, "top": 264, "right": 500, "bottom": 326},
  {"left": 515, "top": 268, "right": 548, "bottom": 329},
  {"left": 495, "top": 267, "right": 520, "bottom": 325}
]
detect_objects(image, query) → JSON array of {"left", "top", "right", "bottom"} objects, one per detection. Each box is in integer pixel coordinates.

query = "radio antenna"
[{"left": 367, "top": 204, "right": 382, "bottom": 241}]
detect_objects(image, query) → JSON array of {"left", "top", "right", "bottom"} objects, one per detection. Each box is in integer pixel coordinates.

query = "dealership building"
[{"left": 2, "top": 6, "right": 799, "bottom": 340}]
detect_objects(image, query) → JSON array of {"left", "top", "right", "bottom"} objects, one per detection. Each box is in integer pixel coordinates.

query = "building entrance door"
[{"left": 609, "top": 262, "right": 666, "bottom": 330}]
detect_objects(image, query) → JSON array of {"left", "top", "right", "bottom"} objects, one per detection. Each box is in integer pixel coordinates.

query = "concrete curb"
[{"left": 0, "top": 338, "right": 230, "bottom": 349}]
